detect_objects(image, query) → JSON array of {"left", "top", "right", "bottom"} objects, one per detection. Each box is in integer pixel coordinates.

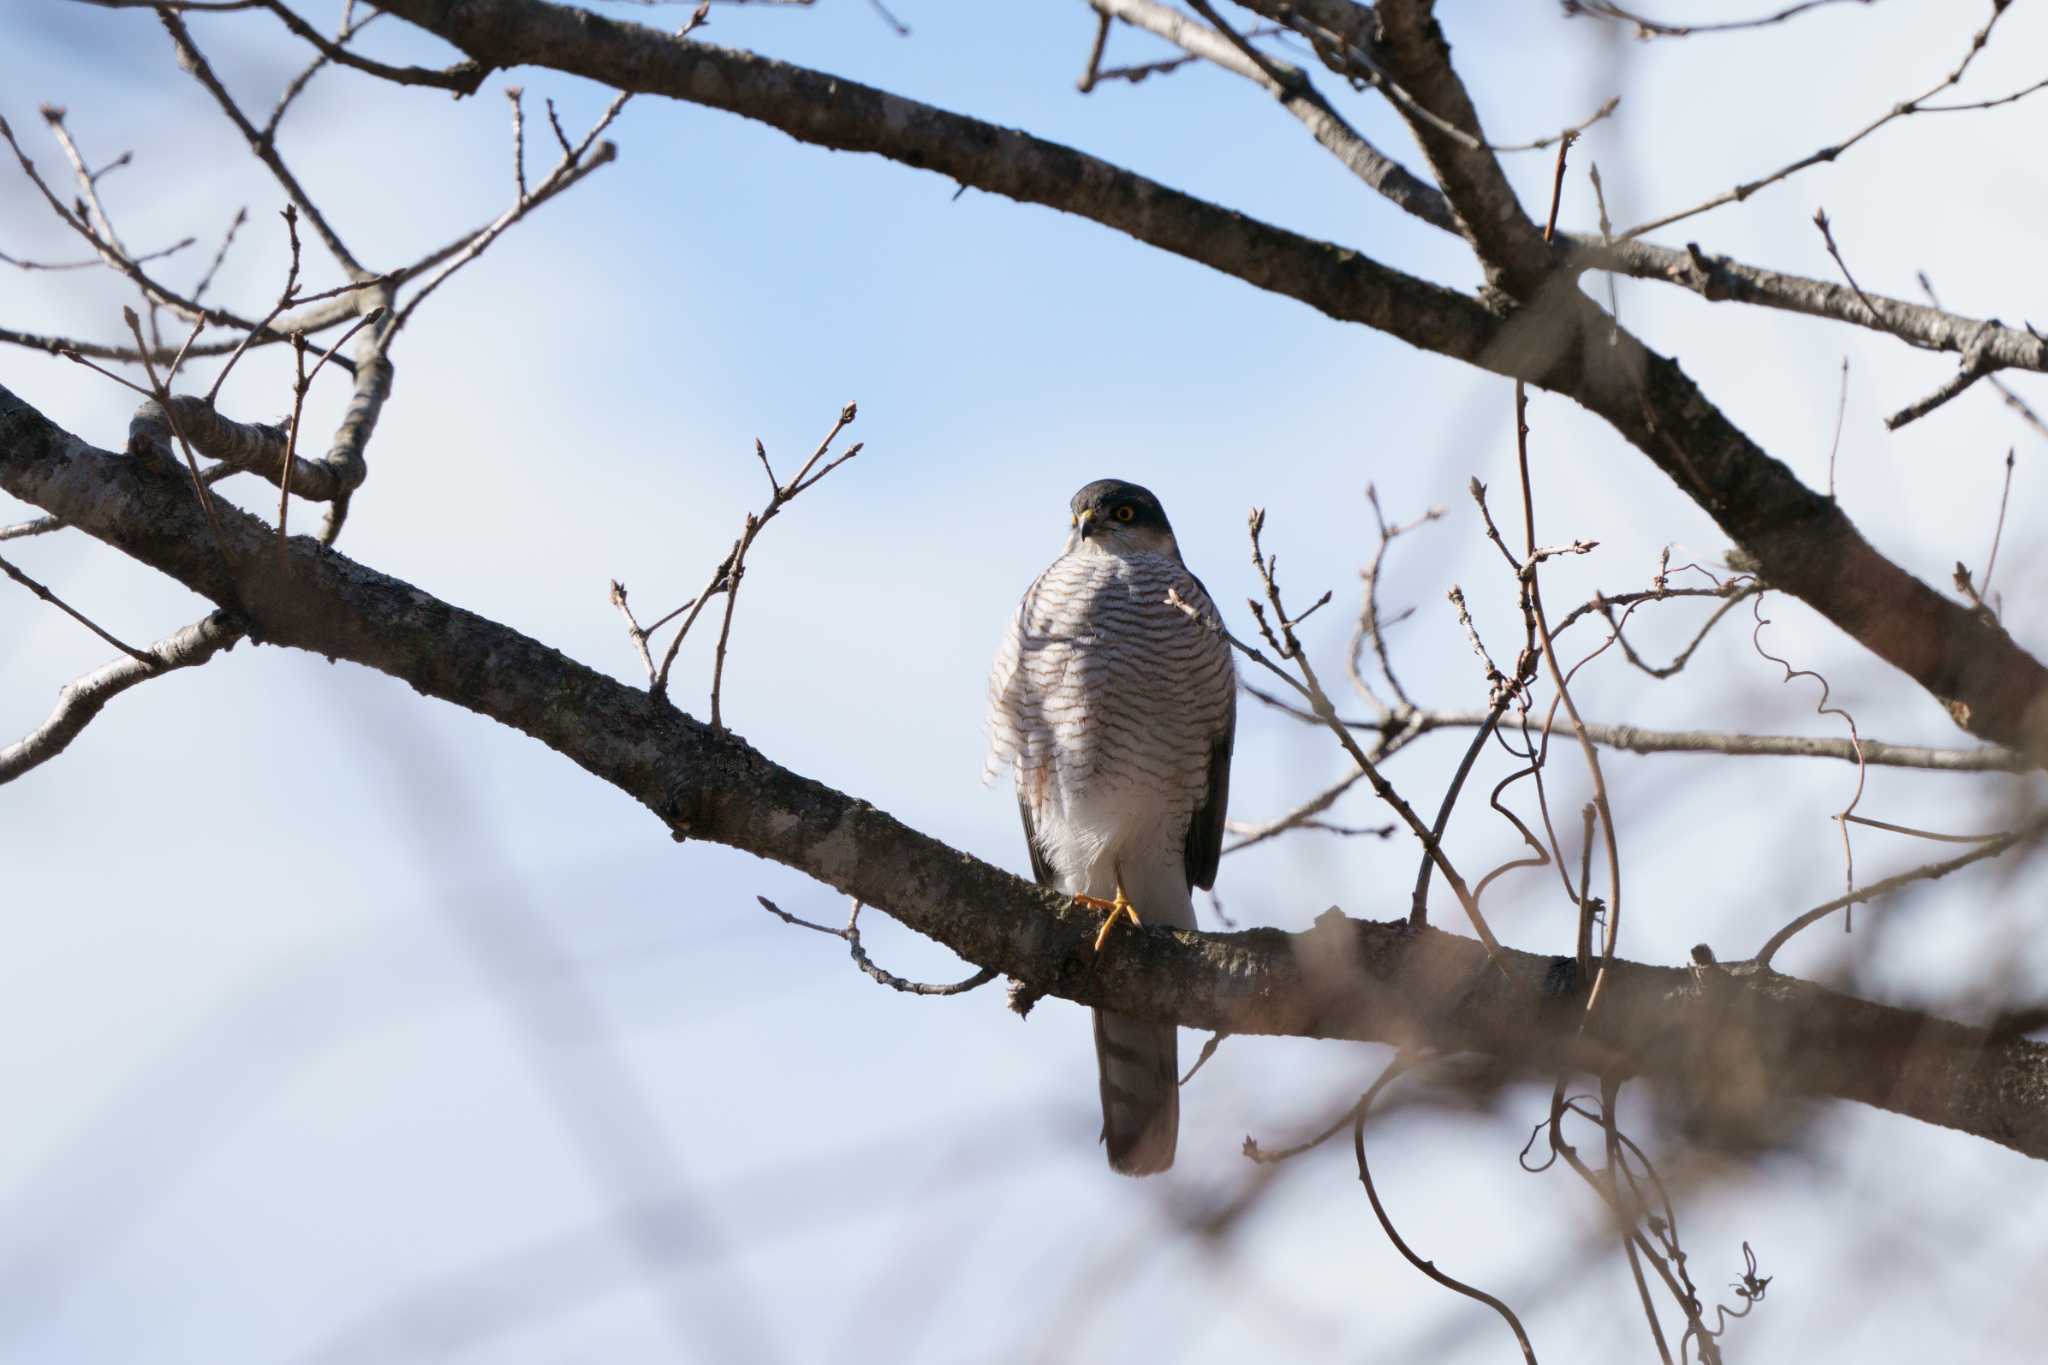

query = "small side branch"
[
  {"left": 1622, "top": 2, "right": 2020, "bottom": 239},
  {"left": 645, "top": 401, "right": 863, "bottom": 719},
  {"left": 1220, "top": 510, "right": 1506, "bottom": 960},
  {"left": 1755, "top": 810, "right": 2048, "bottom": 967},
  {"left": 0, "top": 611, "right": 241, "bottom": 784},
  {"left": 157, "top": 8, "right": 364, "bottom": 274},
  {"left": 756, "top": 896, "right": 998, "bottom": 996},
  {"left": 1565, "top": 0, "right": 1875, "bottom": 40},
  {"left": 0, "top": 552, "right": 154, "bottom": 663}
]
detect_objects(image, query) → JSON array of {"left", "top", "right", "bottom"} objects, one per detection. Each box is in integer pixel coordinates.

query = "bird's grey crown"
[{"left": 1069, "top": 479, "right": 1172, "bottom": 535}]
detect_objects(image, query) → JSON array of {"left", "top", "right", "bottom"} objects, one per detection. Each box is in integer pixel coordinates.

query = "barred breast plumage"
[{"left": 984, "top": 548, "right": 1234, "bottom": 821}]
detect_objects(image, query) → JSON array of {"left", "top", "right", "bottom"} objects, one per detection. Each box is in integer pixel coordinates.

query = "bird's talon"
[{"left": 1077, "top": 886, "right": 1141, "bottom": 953}]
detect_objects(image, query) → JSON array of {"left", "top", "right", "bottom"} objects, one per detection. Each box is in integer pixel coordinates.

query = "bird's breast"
[{"left": 994, "top": 551, "right": 1233, "bottom": 811}]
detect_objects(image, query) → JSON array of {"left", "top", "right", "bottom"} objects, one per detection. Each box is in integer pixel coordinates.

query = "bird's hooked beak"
[{"left": 1074, "top": 507, "right": 1100, "bottom": 540}]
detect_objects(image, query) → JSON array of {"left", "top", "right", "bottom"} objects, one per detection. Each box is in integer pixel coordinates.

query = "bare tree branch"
[
  {"left": 1088, "top": 0, "right": 1455, "bottom": 232},
  {"left": 1564, "top": 0, "right": 1880, "bottom": 40},
  {"left": 358, "top": 0, "right": 2048, "bottom": 757},
  {"left": 0, "top": 610, "right": 240, "bottom": 784},
  {"left": 6, "top": 380, "right": 2048, "bottom": 1161},
  {"left": 156, "top": 7, "right": 364, "bottom": 274},
  {"left": 1620, "top": 2, "right": 2022, "bottom": 239}
]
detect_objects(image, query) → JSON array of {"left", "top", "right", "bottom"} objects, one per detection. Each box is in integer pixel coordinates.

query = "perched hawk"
[{"left": 985, "top": 480, "right": 1236, "bottom": 1175}]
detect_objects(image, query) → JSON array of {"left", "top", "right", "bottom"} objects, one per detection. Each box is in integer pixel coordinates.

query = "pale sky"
[{"left": 5, "top": 1, "right": 2048, "bottom": 1361}]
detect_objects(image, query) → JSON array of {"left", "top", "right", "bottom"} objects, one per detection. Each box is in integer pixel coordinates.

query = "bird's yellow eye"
[{"left": 1113, "top": 505, "right": 1136, "bottom": 523}]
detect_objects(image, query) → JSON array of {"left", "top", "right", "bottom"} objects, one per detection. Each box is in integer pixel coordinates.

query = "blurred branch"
[{"left": 1355, "top": 1055, "right": 1538, "bottom": 1363}]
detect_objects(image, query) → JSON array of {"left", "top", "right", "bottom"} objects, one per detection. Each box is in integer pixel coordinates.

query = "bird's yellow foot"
[{"left": 1075, "top": 885, "right": 1141, "bottom": 953}]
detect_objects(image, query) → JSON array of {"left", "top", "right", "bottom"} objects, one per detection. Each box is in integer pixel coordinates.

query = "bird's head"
[{"left": 1066, "top": 479, "right": 1178, "bottom": 559}]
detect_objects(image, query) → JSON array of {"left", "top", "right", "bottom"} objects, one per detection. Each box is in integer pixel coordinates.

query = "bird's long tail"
[{"left": 1094, "top": 1009, "right": 1179, "bottom": 1176}]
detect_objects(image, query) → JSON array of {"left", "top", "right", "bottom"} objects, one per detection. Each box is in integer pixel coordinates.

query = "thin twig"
[
  {"left": 1243, "top": 1094, "right": 1369, "bottom": 1165},
  {"left": 0, "top": 237, "right": 192, "bottom": 273},
  {"left": 1514, "top": 133, "right": 1624, "bottom": 1015},
  {"left": 1755, "top": 810, "right": 2048, "bottom": 966},
  {"left": 649, "top": 403, "right": 862, "bottom": 712},
  {"left": 610, "top": 581, "right": 659, "bottom": 684},
  {"left": 1351, "top": 486, "right": 1442, "bottom": 712},
  {"left": 1981, "top": 447, "right": 2015, "bottom": 605},
  {"left": 1600, "top": 1077, "right": 1679, "bottom": 1364},
  {"left": 1224, "top": 513, "right": 1506, "bottom": 960},
  {"left": 0, "top": 553, "right": 154, "bottom": 663},
  {"left": 1842, "top": 813, "right": 2010, "bottom": 845},
  {"left": 1917, "top": 271, "right": 2048, "bottom": 443},
  {"left": 1750, "top": 593, "right": 1867, "bottom": 909},
  {"left": 755, "top": 897, "right": 997, "bottom": 996},
  {"left": 191, "top": 206, "right": 247, "bottom": 303},
  {"left": 1827, "top": 355, "right": 1849, "bottom": 498},
  {"left": 157, "top": 7, "right": 364, "bottom": 273},
  {"left": 1811, "top": 208, "right": 1927, "bottom": 350},
  {"left": 1077, "top": 10, "right": 1111, "bottom": 92},
  {"left": 1622, "top": 3, "right": 2017, "bottom": 238},
  {"left": 507, "top": 86, "right": 529, "bottom": 199},
  {"left": 1597, "top": 582, "right": 1758, "bottom": 680},
  {"left": 123, "top": 308, "right": 230, "bottom": 561},
  {"left": 1565, "top": 0, "right": 1874, "bottom": 39}
]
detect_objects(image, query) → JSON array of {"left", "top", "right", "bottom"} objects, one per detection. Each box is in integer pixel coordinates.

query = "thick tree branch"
[
  {"left": 1579, "top": 237, "right": 2048, "bottom": 376},
  {"left": 358, "top": 0, "right": 2048, "bottom": 759},
  {"left": 4, "top": 379, "right": 2047, "bottom": 1161},
  {"left": 1366, "top": 0, "right": 1553, "bottom": 297},
  {"left": 1223, "top": 0, "right": 2046, "bottom": 373},
  {"left": 369, "top": 0, "right": 1497, "bottom": 355}
]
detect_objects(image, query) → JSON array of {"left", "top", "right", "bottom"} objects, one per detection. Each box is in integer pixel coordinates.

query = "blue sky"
[{"left": 5, "top": 1, "right": 2048, "bottom": 1360}]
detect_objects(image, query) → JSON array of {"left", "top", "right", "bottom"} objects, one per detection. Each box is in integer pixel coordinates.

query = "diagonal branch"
[
  {"left": 1361, "top": 0, "right": 1553, "bottom": 296},
  {"left": 250, "top": 0, "right": 487, "bottom": 94},
  {"left": 1216, "top": 2, "right": 2045, "bottom": 371},
  {"left": 1620, "top": 1, "right": 2021, "bottom": 240},
  {"left": 1401, "top": 710, "right": 2025, "bottom": 773},
  {"left": 156, "top": 7, "right": 364, "bottom": 275},
  {"left": 4, "top": 378, "right": 2047, "bottom": 1161},
  {"left": 1087, "top": 0, "right": 1455, "bottom": 232},
  {"left": 1581, "top": 238, "right": 2048, "bottom": 377},
  {"left": 356, "top": 0, "right": 2048, "bottom": 760},
  {"left": 0, "top": 610, "right": 241, "bottom": 784}
]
